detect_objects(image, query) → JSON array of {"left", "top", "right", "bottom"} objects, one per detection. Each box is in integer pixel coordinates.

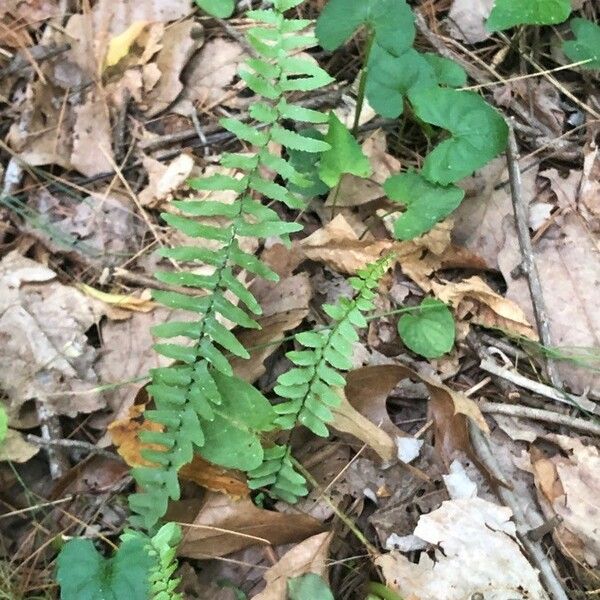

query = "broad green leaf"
[
  {"left": 423, "top": 53, "right": 467, "bottom": 87},
  {"left": 384, "top": 170, "right": 465, "bottom": 240},
  {"left": 563, "top": 18, "right": 600, "bottom": 70},
  {"left": 195, "top": 0, "right": 235, "bottom": 19},
  {"left": 318, "top": 113, "right": 372, "bottom": 187},
  {"left": 409, "top": 87, "right": 508, "bottom": 185},
  {"left": 398, "top": 298, "right": 455, "bottom": 359},
  {"left": 56, "top": 538, "right": 153, "bottom": 600},
  {"left": 288, "top": 573, "right": 334, "bottom": 600},
  {"left": 366, "top": 46, "right": 436, "bottom": 118},
  {"left": 315, "top": 0, "right": 415, "bottom": 57},
  {"left": 486, "top": 0, "right": 571, "bottom": 31},
  {"left": 199, "top": 371, "right": 277, "bottom": 471},
  {"left": 0, "top": 405, "right": 6, "bottom": 444}
]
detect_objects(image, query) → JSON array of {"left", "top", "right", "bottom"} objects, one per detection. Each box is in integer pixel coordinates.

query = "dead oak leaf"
[{"left": 432, "top": 276, "right": 538, "bottom": 340}]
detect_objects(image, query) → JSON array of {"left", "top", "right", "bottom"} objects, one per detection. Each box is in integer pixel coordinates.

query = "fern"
[
  {"left": 247, "top": 256, "right": 394, "bottom": 502},
  {"left": 128, "top": 0, "right": 334, "bottom": 530},
  {"left": 120, "top": 524, "right": 183, "bottom": 600}
]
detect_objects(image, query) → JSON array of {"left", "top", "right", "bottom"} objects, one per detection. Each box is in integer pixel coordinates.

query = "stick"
[
  {"left": 26, "top": 434, "right": 119, "bottom": 461},
  {"left": 505, "top": 122, "right": 563, "bottom": 390},
  {"left": 479, "top": 400, "right": 600, "bottom": 436},
  {"left": 480, "top": 357, "right": 600, "bottom": 415},
  {"left": 0, "top": 43, "right": 71, "bottom": 79},
  {"left": 35, "top": 402, "right": 70, "bottom": 479},
  {"left": 470, "top": 426, "right": 569, "bottom": 600}
]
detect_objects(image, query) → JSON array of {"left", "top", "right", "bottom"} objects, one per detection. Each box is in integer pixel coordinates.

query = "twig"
[
  {"left": 35, "top": 402, "right": 70, "bottom": 479},
  {"left": 0, "top": 43, "right": 71, "bottom": 79},
  {"left": 26, "top": 434, "right": 119, "bottom": 461},
  {"left": 479, "top": 400, "right": 600, "bottom": 436},
  {"left": 479, "top": 356, "right": 600, "bottom": 415},
  {"left": 470, "top": 426, "right": 569, "bottom": 600},
  {"left": 505, "top": 122, "right": 563, "bottom": 390}
]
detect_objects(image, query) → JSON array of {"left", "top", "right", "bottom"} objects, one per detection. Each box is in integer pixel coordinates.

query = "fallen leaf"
[
  {"left": 0, "top": 252, "right": 105, "bottom": 420},
  {"left": 71, "top": 92, "right": 115, "bottom": 177},
  {"left": 579, "top": 144, "right": 600, "bottom": 231},
  {"left": 499, "top": 169, "right": 600, "bottom": 394},
  {"left": 173, "top": 492, "right": 325, "bottom": 558},
  {"left": 331, "top": 387, "right": 397, "bottom": 461},
  {"left": 531, "top": 436, "right": 600, "bottom": 570},
  {"left": 448, "top": 0, "right": 494, "bottom": 43},
  {"left": 144, "top": 20, "right": 204, "bottom": 117},
  {"left": 104, "top": 21, "right": 149, "bottom": 68},
  {"left": 139, "top": 154, "right": 195, "bottom": 207},
  {"left": 78, "top": 285, "right": 155, "bottom": 315},
  {"left": 253, "top": 533, "right": 333, "bottom": 600},
  {"left": 432, "top": 276, "right": 538, "bottom": 340},
  {"left": 0, "top": 429, "right": 39, "bottom": 463},
  {"left": 175, "top": 38, "right": 246, "bottom": 114},
  {"left": 377, "top": 497, "right": 549, "bottom": 600},
  {"left": 341, "top": 365, "right": 489, "bottom": 466}
]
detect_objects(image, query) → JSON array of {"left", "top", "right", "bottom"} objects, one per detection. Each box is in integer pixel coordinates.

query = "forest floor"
[{"left": 0, "top": 0, "right": 599, "bottom": 599}]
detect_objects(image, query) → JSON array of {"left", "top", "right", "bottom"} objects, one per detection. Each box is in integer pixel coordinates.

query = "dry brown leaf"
[
  {"left": 432, "top": 276, "right": 538, "bottom": 340},
  {"left": 175, "top": 38, "right": 246, "bottom": 114},
  {"left": 109, "top": 401, "right": 162, "bottom": 468},
  {"left": 298, "top": 214, "right": 393, "bottom": 274},
  {"left": 144, "top": 20, "right": 204, "bottom": 117},
  {"left": 499, "top": 169, "right": 600, "bottom": 394},
  {"left": 377, "top": 497, "right": 549, "bottom": 600},
  {"left": 0, "top": 252, "right": 105, "bottom": 421},
  {"left": 173, "top": 492, "right": 325, "bottom": 558},
  {"left": 0, "top": 429, "right": 39, "bottom": 463},
  {"left": 331, "top": 387, "right": 397, "bottom": 461},
  {"left": 179, "top": 456, "right": 250, "bottom": 499},
  {"left": 139, "top": 154, "right": 195, "bottom": 207},
  {"left": 341, "top": 365, "right": 488, "bottom": 467},
  {"left": 580, "top": 144, "right": 600, "bottom": 231},
  {"left": 448, "top": 0, "right": 494, "bottom": 43},
  {"left": 253, "top": 533, "right": 333, "bottom": 600},
  {"left": 531, "top": 436, "right": 600, "bottom": 570}
]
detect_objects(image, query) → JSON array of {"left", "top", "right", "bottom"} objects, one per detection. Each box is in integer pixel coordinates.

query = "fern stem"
[{"left": 353, "top": 29, "right": 376, "bottom": 136}]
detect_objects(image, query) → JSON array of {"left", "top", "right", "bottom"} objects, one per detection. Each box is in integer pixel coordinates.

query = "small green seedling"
[
  {"left": 195, "top": 0, "right": 235, "bottom": 18},
  {"left": 398, "top": 299, "right": 456, "bottom": 359},
  {"left": 486, "top": 0, "right": 571, "bottom": 31},
  {"left": 288, "top": 573, "right": 335, "bottom": 600},
  {"left": 563, "top": 18, "right": 600, "bottom": 70}
]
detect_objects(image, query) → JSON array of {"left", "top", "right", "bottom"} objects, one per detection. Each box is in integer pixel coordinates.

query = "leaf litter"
[{"left": 1, "top": 0, "right": 600, "bottom": 599}]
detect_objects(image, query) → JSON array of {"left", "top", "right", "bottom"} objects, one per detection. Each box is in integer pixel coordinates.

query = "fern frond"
[
  {"left": 250, "top": 256, "right": 394, "bottom": 502},
  {"left": 130, "top": 1, "right": 333, "bottom": 529}
]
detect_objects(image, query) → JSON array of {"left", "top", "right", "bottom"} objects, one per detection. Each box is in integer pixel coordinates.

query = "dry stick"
[
  {"left": 470, "top": 426, "right": 569, "bottom": 600},
  {"left": 0, "top": 42, "right": 71, "bottom": 78},
  {"left": 478, "top": 400, "right": 600, "bottom": 436},
  {"left": 36, "top": 402, "right": 70, "bottom": 479},
  {"left": 505, "top": 122, "right": 563, "bottom": 391},
  {"left": 26, "top": 435, "right": 119, "bottom": 461},
  {"left": 480, "top": 356, "right": 600, "bottom": 415}
]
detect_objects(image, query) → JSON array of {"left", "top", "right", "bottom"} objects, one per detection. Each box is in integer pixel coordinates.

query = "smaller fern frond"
[
  {"left": 120, "top": 523, "right": 183, "bottom": 600},
  {"left": 249, "top": 256, "right": 394, "bottom": 502}
]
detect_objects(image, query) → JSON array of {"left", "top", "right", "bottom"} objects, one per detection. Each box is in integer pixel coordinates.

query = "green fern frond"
[
  {"left": 121, "top": 523, "right": 183, "bottom": 600},
  {"left": 130, "top": 0, "right": 333, "bottom": 530},
  {"left": 248, "top": 256, "right": 394, "bottom": 502}
]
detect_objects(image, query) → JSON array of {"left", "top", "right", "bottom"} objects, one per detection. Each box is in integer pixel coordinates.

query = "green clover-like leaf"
[
  {"left": 195, "top": 0, "right": 235, "bottom": 18},
  {"left": 315, "top": 0, "right": 415, "bottom": 56},
  {"left": 0, "top": 405, "right": 7, "bottom": 445},
  {"left": 288, "top": 574, "right": 334, "bottom": 600},
  {"left": 398, "top": 298, "right": 456, "bottom": 359},
  {"left": 56, "top": 538, "right": 153, "bottom": 600},
  {"left": 409, "top": 87, "right": 508, "bottom": 185},
  {"left": 563, "top": 18, "right": 600, "bottom": 70},
  {"left": 486, "top": 0, "right": 571, "bottom": 32},
  {"left": 384, "top": 171, "right": 465, "bottom": 240},
  {"left": 318, "top": 113, "right": 372, "bottom": 187}
]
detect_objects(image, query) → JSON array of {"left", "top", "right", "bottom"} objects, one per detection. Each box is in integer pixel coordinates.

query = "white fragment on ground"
[
  {"left": 396, "top": 436, "right": 424, "bottom": 464},
  {"left": 443, "top": 460, "right": 478, "bottom": 500}
]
